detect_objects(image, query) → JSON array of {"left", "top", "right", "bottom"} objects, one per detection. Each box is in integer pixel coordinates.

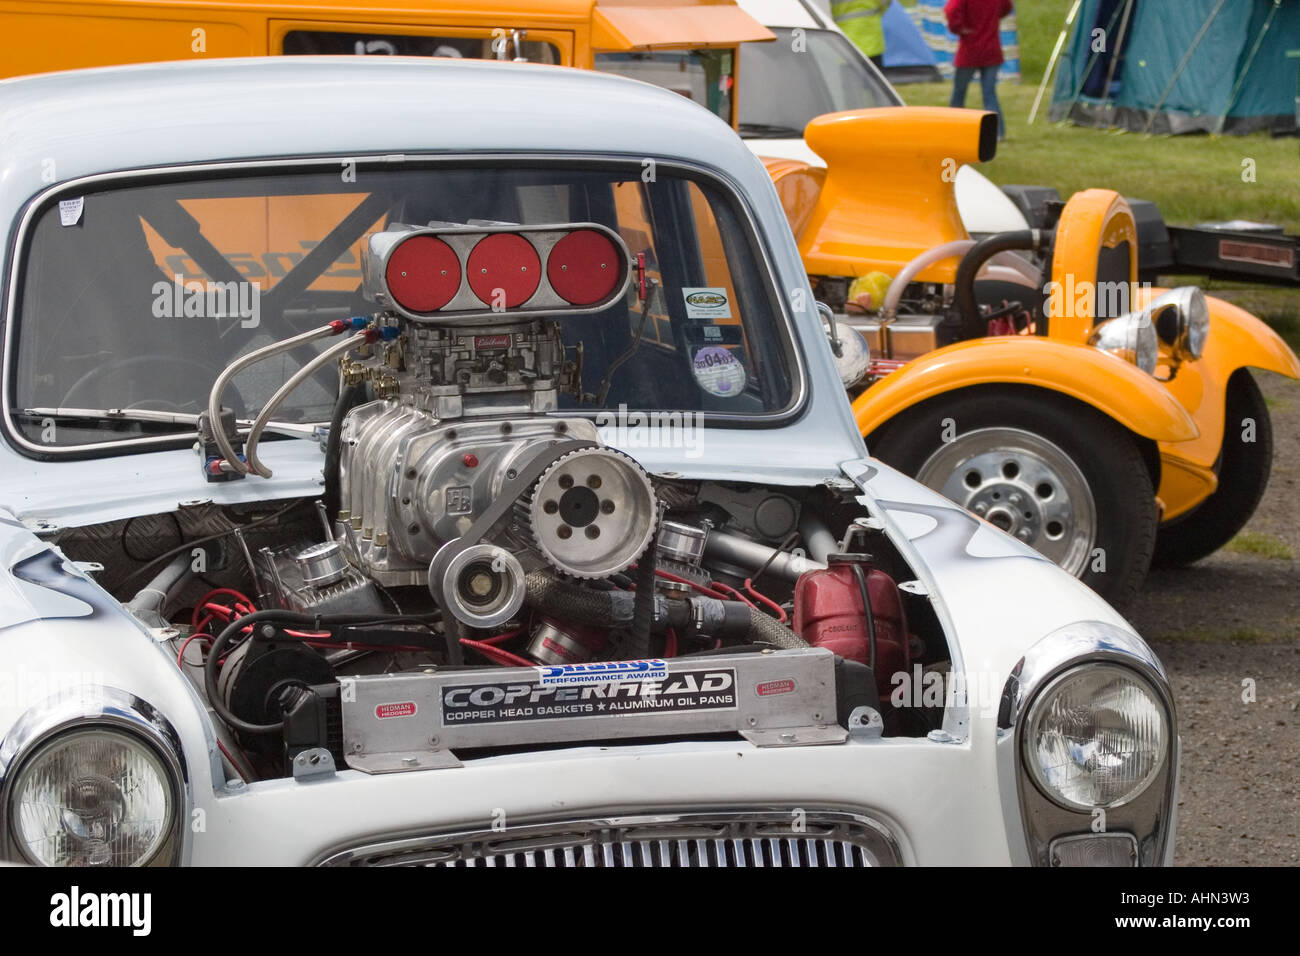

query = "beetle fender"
[{"left": 853, "top": 336, "right": 1198, "bottom": 443}]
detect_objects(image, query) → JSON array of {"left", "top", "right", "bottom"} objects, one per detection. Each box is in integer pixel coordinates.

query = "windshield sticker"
[
  {"left": 682, "top": 287, "right": 732, "bottom": 319},
  {"left": 442, "top": 667, "right": 737, "bottom": 725},
  {"left": 692, "top": 346, "right": 746, "bottom": 397},
  {"left": 58, "top": 197, "right": 84, "bottom": 227}
]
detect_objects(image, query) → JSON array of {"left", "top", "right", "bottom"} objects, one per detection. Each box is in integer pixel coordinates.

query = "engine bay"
[{"left": 54, "top": 218, "right": 954, "bottom": 782}]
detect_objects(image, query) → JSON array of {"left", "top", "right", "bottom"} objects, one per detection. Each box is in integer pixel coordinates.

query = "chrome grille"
[{"left": 317, "top": 810, "right": 902, "bottom": 867}]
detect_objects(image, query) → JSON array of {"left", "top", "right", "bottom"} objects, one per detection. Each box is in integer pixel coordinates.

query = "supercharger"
[{"left": 335, "top": 221, "right": 659, "bottom": 626}]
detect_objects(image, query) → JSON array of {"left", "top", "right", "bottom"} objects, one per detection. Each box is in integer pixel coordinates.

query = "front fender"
[
  {"left": 0, "top": 519, "right": 222, "bottom": 865},
  {"left": 1138, "top": 290, "right": 1300, "bottom": 517},
  {"left": 853, "top": 336, "right": 1199, "bottom": 443},
  {"left": 1145, "top": 291, "right": 1299, "bottom": 430}
]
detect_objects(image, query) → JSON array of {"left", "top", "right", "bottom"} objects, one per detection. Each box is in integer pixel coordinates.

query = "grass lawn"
[
  {"left": 901, "top": 81, "right": 1300, "bottom": 233},
  {"left": 1224, "top": 531, "right": 1295, "bottom": 560},
  {"left": 896, "top": 0, "right": 1300, "bottom": 338}
]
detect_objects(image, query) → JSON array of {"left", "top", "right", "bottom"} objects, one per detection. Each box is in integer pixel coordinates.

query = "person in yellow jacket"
[{"left": 832, "top": 0, "right": 890, "bottom": 68}]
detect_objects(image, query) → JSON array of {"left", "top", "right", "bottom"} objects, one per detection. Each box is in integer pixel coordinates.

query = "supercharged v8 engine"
[
  {"left": 336, "top": 222, "right": 657, "bottom": 614},
  {"left": 174, "top": 219, "right": 949, "bottom": 780}
]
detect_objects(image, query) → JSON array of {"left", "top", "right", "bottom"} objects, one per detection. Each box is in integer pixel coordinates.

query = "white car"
[
  {"left": 0, "top": 56, "right": 1175, "bottom": 867},
  {"left": 734, "top": 0, "right": 1030, "bottom": 234}
]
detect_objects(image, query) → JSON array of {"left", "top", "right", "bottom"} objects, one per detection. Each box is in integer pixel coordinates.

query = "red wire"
[
  {"left": 302, "top": 641, "right": 431, "bottom": 653},
  {"left": 664, "top": 628, "right": 678, "bottom": 658},
  {"left": 192, "top": 589, "right": 254, "bottom": 629},
  {"left": 191, "top": 593, "right": 526, "bottom": 667},
  {"left": 175, "top": 633, "right": 211, "bottom": 668},
  {"left": 201, "top": 587, "right": 254, "bottom": 607},
  {"left": 215, "top": 740, "right": 250, "bottom": 784},
  {"left": 643, "top": 566, "right": 728, "bottom": 599},
  {"left": 711, "top": 580, "right": 757, "bottom": 609},
  {"left": 744, "top": 578, "right": 788, "bottom": 623},
  {"left": 460, "top": 638, "right": 533, "bottom": 667},
  {"left": 481, "top": 627, "right": 525, "bottom": 646}
]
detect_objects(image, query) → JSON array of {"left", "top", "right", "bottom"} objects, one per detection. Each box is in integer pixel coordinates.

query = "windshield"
[
  {"left": 595, "top": 49, "right": 734, "bottom": 123},
  {"left": 738, "top": 27, "right": 900, "bottom": 137},
  {"left": 10, "top": 162, "right": 795, "bottom": 451}
]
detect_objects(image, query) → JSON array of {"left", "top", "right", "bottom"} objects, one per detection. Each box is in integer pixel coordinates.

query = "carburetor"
[{"left": 335, "top": 221, "right": 658, "bottom": 626}]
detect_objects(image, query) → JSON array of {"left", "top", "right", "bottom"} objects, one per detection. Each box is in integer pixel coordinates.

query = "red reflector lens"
[
  {"left": 386, "top": 236, "right": 461, "bottom": 313},
  {"left": 547, "top": 230, "right": 621, "bottom": 306},
  {"left": 467, "top": 233, "right": 541, "bottom": 308}
]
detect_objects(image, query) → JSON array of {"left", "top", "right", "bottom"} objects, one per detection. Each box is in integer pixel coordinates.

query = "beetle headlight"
[
  {"left": 1024, "top": 663, "right": 1168, "bottom": 811},
  {"left": 8, "top": 729, "right": 175, "bottom": 866},
  {"left": 1149, "top": 286, "right": 1209, "bottom": 362},
  {"left": 1089, "top": 311, "right": 1158, "bottom": 374}
]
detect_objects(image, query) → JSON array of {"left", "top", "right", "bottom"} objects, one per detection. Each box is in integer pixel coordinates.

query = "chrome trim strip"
[
  {"left": 313, "top": 808, "right": 902, "bottom": 867},
  {"left": 0, "top": 686, "right": 189, "bottom": 866},
  {"left": 3, "top": 152, "right": 809, "bottom": 459},
  {"left": 996, "top": 621, "right": 1178, "bottom": 867}
]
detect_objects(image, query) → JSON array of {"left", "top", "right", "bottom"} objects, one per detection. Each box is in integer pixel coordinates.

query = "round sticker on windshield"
[{"left": 692, "top": 346, "right": 746, "bottom": 397}]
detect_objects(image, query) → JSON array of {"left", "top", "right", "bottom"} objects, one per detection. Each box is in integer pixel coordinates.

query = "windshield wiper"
[
  {"left": 19, "top": 407, "right": 320, "bottom": 438},
  {"left": 737, "top": 122, "right": 805, "bottom": 139}
]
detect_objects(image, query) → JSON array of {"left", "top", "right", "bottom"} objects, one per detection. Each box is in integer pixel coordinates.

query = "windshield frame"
[
  {"left": 738, "top": 26, "right": 902, "bottom": 137},
  {"left": 2, "top": 153, "right": 808, "bottom": 461}
]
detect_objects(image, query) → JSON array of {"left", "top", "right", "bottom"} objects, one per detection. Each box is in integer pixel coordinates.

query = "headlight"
[
  {"left": 1089, "top": 311, "right": 1158, "bottom": 374},
  {"left": 1149, "top": 286, "right": 1209, "bottom": 362},
  {"left": 1023, "top": 663, "right": 1168, "bottom": 811},
  {"left": 818, "top": 300, "right": 871, "bottom": 388},
  {"left": 8, "top": 729, "right": 175, "bottom": 866}
]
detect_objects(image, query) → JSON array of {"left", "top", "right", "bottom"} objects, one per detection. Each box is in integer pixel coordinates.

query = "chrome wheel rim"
[{"left": 915, "top": 427, "right": 1097, "bottom": 576}]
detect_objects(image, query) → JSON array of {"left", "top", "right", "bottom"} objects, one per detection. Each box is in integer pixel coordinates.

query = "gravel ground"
[{"left": 1127, "top": 371, "right": 1300, "bottom": 866}]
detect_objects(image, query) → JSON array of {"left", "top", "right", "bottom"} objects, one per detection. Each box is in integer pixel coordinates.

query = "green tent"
[{"left": 1048, "top": 0, "right": 1300, "bottom": 135}]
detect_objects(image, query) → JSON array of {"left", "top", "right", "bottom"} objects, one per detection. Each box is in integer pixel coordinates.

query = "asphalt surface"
[{"left": 1127, "top": 371, "right": 1300, "bottom": 866}]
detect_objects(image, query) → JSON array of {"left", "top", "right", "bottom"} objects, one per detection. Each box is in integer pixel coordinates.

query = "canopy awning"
[{"left": 592, "top": 2, "right": 775, "bottom": 51}]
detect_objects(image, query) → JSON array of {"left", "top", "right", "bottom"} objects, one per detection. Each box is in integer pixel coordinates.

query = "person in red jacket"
[{"left": 945, "top": 0, "right": 1012, "bottom": 139}]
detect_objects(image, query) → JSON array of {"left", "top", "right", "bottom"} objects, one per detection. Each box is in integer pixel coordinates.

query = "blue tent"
[
  {"left": 881, "top": 1, "right": 943, "bottom": 83},
  {"left": 1049, "top": 0, "right": 1300, "bottom": 135}
]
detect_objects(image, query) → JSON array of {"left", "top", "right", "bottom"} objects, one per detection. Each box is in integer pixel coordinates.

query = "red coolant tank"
[{"left": 793, "top": 554, "right": 910, "bottom": 696}]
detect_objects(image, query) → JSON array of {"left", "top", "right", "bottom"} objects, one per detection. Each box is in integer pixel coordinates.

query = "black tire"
[
  {"left": 1152, "top": 370, "right": 1272, "bottom": 567},
  {"left": 869, "top": 386, "right": 1157, "bottom": 609}
]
